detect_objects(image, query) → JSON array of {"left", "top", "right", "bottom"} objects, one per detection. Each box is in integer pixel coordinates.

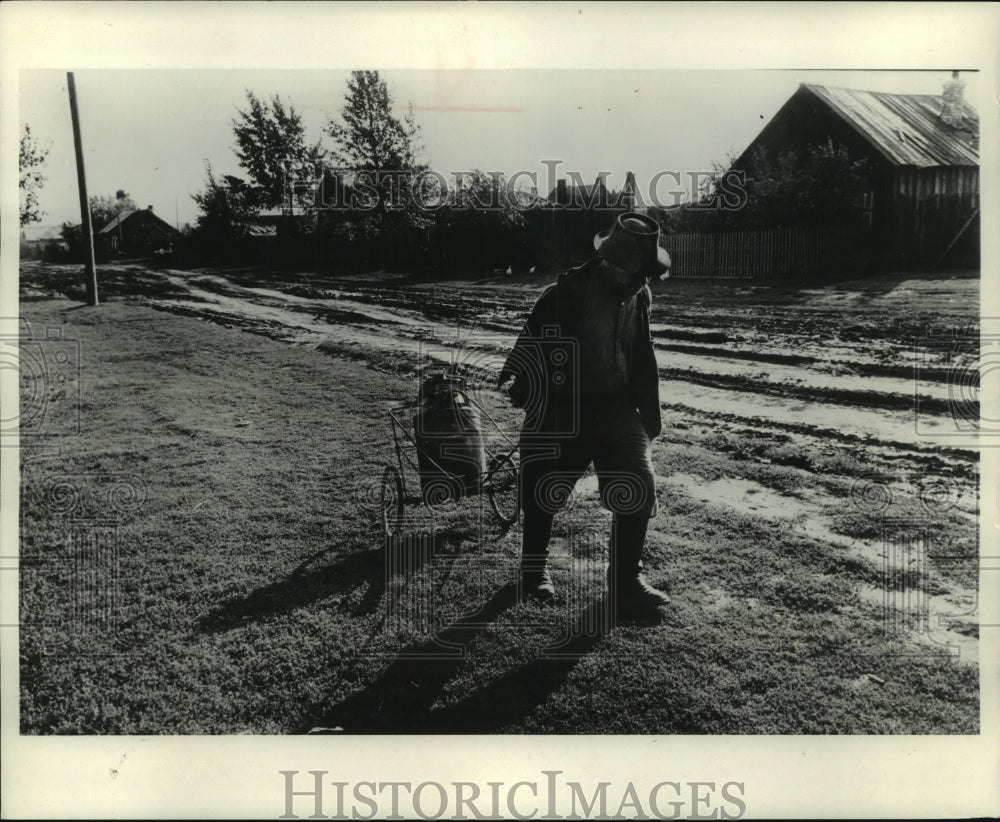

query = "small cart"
[{"left": 380, "top": 374, "right": 519, "bottom": 538}]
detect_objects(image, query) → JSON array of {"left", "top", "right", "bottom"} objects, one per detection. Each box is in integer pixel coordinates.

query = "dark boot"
[
  {"left": 519, "top": 564, "right": 556, "bottom": 601},
  {"left": 519, "top": 508, "right": 556, "bottom": 601},
  {"left": 607, "top": 514, "right": 669, "bottom": 622}
]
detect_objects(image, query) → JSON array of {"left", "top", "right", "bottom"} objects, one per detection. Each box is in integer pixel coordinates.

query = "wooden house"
[
  {"left": 732, "top": 74, "right": 980, "bottom": 268},
  {"left": 95, "top": 206, "right": 181, "bottom": 258}
]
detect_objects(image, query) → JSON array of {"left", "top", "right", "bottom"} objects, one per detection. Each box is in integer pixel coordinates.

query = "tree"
[
  {"left": 737, "top": 139, "right": 869, "bottom": 228},
  {"left": 326, "top": 71, "right": 423, "bottom": 175},
  {"left": 19, "top": 124, "right": 50, "bottom": 227},
  {"left": 190, "top": 162, "right": 260, "bottom": 255},
  {"left": 321, "top": 71, "right": 427, "bottom": 265},
  {"left": 656, "top": 140, "right": 869, "bottom": 233},
  {"left": 232, "top": 90, "right": 324, "bottom": 210},
  {"left": 448, "top": 170, "right": 524, "bottom": 229},
  {"left": 325, "top": 71, "right": 426, "bottom": 218},
  {"left": 89, "top": 189, "right": 138, "bottom": 230},
  {"left": 323, "top": 71, "right": 428, "bottom": 265},
  {"left": 432, "top": 170, "right": 527, "bottom": 270}
]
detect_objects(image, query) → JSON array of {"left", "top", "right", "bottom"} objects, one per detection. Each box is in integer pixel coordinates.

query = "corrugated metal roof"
[
  {"left": 257, "top": 207, "right": 307, "bottom": 217},
  {"left": 803, "top": 84, "right": 979, "bottom": 167},
  {"left": 96, "top": 208, "right": 180, "bottom": 236},
  {"left": 96, "top": 209, "right": 135, "bottom": 233},
  {"left": 246, "top": 223, "right": 277, "bottom": 238}
]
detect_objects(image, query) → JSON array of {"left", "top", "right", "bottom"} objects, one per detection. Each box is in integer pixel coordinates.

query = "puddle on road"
[
  {"left": 665, "top": 472, "right": 805, "bottom": 516},
  {"left": 176, "top": 272, "right": 429, "bottom": 327},
  {"left": 159, "top": 273, "right": 510, "bottom": 377},
  {"left": 857, "top": 584, "right": 979, "bottom": 665},
  {"left": 658, "top": 472, "right": 861, "bottom": 551},
  {"left": 656, "top": 348, "right": 949, "bottom": 403},
  {"left": 575, "top": 470, "right": 863, "bottom": 554},
  {"left": 663, "top": 380, "right": 974, "bottom": 453}
]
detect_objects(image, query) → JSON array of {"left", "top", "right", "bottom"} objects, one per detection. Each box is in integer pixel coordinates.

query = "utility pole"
[{"left": 67, "top": 72, "right": 99, "bottom": 306}]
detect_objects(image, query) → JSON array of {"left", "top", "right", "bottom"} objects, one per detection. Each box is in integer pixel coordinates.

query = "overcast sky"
[{"left": 19, "top": 68, "right": 982, "bottom": 229}]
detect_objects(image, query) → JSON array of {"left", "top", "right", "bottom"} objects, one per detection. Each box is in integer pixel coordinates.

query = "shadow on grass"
[
  {"left": 305, "top": 595, "right": 608, "bottom": 734},
  {"left": 196, "top": 528, "right": 471, "bottom": 633}
]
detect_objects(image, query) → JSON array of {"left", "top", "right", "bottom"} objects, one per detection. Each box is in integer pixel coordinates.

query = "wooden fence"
[{"left": 664, "top": 226, "right": 876, "bottom": 280}]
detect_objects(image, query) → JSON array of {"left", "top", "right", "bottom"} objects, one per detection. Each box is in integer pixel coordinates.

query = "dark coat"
[{"left": 498, "top": 259, "right": 662, "bottom": 440}]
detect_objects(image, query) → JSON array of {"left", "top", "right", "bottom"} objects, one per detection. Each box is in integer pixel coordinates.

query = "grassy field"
[{"left": 18, "top": 262, "right": 979, "bottom": 734}]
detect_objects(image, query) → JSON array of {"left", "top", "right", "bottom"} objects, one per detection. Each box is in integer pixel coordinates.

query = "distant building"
[
  {"left": 546, "top": 176, "right": 614, "bottom": 209},
  {"left": 95, "top": 205, "right": 181, "bottom": 258},
  {"left": 732, "top": 74, "right": 979, "bottom": 268},
  {"left": 530, "top": 176, "right": 622, "bottom": 269},
  {"left": 19, "top": 225, "right": 68, "bottom": 259},
  {"left": 244, "top": 213, "right": 281, "bottom": 260}
]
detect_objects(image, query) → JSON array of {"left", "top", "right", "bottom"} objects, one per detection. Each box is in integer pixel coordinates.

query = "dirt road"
[{"left": 149, "top": 266, "right": 977, "bottom": 454}]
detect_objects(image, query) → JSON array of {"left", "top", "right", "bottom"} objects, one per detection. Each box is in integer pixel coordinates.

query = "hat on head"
[{"left": 593, "top": 212, "right": 671, "bottom": 280}]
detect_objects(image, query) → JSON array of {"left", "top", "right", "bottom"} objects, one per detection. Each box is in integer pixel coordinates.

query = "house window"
[{"left": 861, "top": 190, "right": 874, "bottom": 228}]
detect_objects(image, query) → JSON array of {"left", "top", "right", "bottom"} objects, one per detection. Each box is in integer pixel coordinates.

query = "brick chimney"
[
  {"left": 940, "top": 70, "right": 966, "bottom": 128},
  {"left": 147, "top": 204, "right": 154, "bottom": 211}
]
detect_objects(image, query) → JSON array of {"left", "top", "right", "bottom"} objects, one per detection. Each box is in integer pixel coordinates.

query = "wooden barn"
[
  {"left": 732, "top": 74, "right": 980, "bottom": 269},
  {"left": 95, "top": 205, "right": 180, "bottom": 258}
]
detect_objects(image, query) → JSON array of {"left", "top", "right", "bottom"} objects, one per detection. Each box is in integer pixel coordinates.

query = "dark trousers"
[{"left": 518, "top": 397, "right": 657, "bottom": 578}]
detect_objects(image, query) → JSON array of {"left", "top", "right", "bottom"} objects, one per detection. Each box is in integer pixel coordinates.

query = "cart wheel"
[
  {"left": 380, "top": 465, "right": 404, "bottom": 539},
  {"left": 487, "top": 453, "right": 519, "bottom": 527}
]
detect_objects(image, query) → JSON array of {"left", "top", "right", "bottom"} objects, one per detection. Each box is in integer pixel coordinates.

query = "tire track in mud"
[
  {"left": 145, "top": 271, "right": 979, "bottom": 482},
  {"left": 651, "top": 338, "right": 962, "bottom": 385},
  {"left": 147, "top": 269, "right": 977, "bottom": 460},
  {"left": 658, "top": 363, "right": 952, "bottom": 415}
]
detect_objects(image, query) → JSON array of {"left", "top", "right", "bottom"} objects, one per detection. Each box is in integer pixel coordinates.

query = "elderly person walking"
[{"left": 499, "top": 212, "right": 671, "bottom": 622}]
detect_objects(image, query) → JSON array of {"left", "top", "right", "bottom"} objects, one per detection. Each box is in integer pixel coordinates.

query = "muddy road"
[{"left": 147, "top": 265, "right": 978, "bottom": 455}]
